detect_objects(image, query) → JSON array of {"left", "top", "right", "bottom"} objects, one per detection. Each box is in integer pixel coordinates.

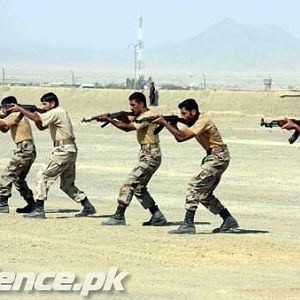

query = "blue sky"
[{"left": 1, "top": 0, "right": 300, "bottom": 50}]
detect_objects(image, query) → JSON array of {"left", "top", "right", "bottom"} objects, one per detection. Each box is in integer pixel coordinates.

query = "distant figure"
[{"left": 149, "top": 82, "right": 156, "bottom": 106}]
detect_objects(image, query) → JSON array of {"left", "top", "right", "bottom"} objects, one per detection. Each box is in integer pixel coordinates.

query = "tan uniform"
[
  {"left": 35, "top": 107, "right": 86, "bottom": 202},
  {"left": 0, "top": 113, "right": 36, "bottom": 200},
  {"left": 185, "top": 113, "right": 230, "bottom": 213},
  {"left": 117, "top": 110, "right": 161, "bottom": 208}
]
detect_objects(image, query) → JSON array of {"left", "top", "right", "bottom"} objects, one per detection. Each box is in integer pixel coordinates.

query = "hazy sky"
[{"left": 1, "top": 0, "right": 300, "bottom": 50}]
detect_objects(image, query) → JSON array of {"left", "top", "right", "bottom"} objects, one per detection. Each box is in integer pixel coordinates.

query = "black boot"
[
  {"left": 16, "top": 197, "right": 36, "bottom": 213},
  {"left": 23, "top": 200, "right": 46, "bottom": 219},
  {"left": 75, "top": 198, "right": 96, "bottom": 217},
  {"left": 168, "top": 210, "right": 196, "bottom": 234},
  {"left": 102, "top": 204, "right": 126, "bottom": 225},
  {"left": 213, "top": 209, "right": 239, "bottom": 233},
  {"left": 143, "top": 205, "right": 167, "bottom": 226},
  {"left": 0, "top": 196, "right": 9, "bottom": 213}
]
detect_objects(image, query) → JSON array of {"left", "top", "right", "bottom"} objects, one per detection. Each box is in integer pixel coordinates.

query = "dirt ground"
[{"left": 0, "top": 87, "right": 299, "bottom": 299}]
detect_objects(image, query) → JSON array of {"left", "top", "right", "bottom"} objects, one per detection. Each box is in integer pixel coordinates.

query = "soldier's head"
[
  {"left": 1, "top": 96, "right": 17, "bottom": 114},
  {"left": 40, "top": 92, "right": 59, "bottom": 111},
  {"left": 178, "top": 98, "right": 200, "bottom": 124},
  {"left": 1, "top": 96, "right": 18, "bottom": 106},
  {"left": 128, "top": 92, "right": 147, "bottom": 116}
]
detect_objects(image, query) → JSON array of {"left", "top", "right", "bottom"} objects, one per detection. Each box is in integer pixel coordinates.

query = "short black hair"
[
  {"left": 178, "top": 98, "right": 199, "bottom": 113},
  {"left": 128, "top": 92, "right": 147, "bottom": 107},
  {"left": 40, "top": 92, "right": 59, "bottom": 107},
  {"left": 1, "top": 96, "right": 17, "bottom": 105}
]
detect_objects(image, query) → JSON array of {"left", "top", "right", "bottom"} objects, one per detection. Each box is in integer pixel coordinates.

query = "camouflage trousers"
[
  {"left": 0, "top": 140, "right": 36, "bottom": 201},
  {"left": 35, "top": 147, "right": 86, "bottom": 202},
  {"left": 117, "top": 144, "right": 161, "bottom": 208},
  {"left": 185, "top": 146, "right": 230, "bottom": 214}
]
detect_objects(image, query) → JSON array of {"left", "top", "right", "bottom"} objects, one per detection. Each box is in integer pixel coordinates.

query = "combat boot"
[
  {"left": 75, "top": 198, "right": 96, "bottom": 217},
  {"left": 168, "top": 210, "right": 196, "bottom": 234},
  {"left": 212, "top": 216, "right": 239, "bottom": 233},
  {"left": 143, "top": 209, "right": 167, "bottom": 226},
  {"left": 0, "top": 196, "right": 9, "bottom": 213},
  {"left": 16, "top": 197, "right": 36, "bottom": 213},
  {"left": 23, "top": 200, "right": 46, "bottom": 219},
  {"left": 102, "top": 204, "right": 126, "bottom": 225}
]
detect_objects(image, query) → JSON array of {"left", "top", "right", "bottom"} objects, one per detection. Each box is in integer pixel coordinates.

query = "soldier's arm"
[
  {"left": 100, "top": 116, "right": 136, "bottom": 132},
  {"left": 8, "top": 104, "right": 46, "bottom": 131},
  {"left": 282, "top": 118, "right": 300, "bottom": 133},
  {"left": 153, "top": 116, "right": 195, "bottom": 142}
]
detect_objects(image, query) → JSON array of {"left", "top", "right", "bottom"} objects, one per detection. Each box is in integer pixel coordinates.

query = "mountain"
[
  {"left": 1, "top": 17, "right": 300, "bottom": 72},
  {"left": 146, "top": 18, "right": 300, "bottom": 71}
]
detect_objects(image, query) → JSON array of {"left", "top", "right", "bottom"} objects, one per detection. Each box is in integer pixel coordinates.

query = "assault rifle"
[
  {"left": 134, "top": 115, "right": 188, "bottom": 135},
  {"left": 260, "top": 118, "right": 300, "bottom": 144},
  {"left": 81, "top": 111, "right": 132, "bottom": 128}
]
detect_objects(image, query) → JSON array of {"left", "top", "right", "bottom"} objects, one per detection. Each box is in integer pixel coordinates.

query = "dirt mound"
[{"left": 1, "top": 86, "right": 299, "bottom": 117}]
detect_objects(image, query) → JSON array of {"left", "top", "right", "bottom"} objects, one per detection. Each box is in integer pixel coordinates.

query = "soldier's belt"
[
  {"left": 53, "top": 139, "right": 75, "bottom": 147},
  {"left": 206, "top": 144, "right": 228, "bottom": 155},
  {"left": 140, "top": 143, "right": 160, "bottom": 150}
]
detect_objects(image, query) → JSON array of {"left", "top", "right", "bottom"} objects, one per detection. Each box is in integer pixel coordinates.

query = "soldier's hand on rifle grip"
[
  {"left": 282, "top": 118, "right": 296, "bottom": 130},
  {"left": 98, "top": 114, "right": 111, "bottom": 123},
  {"left": 152, "top": 115, "right": 167, "bottom": 125},
  {"left": 6, "top": 104, "right": 20, "bottom": 112}
]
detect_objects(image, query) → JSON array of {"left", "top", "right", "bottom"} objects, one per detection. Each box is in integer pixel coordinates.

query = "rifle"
[
  {"left": 81, "top": 111, "right": 132, "bottom": 128},
  {"left": 0, "top": 103, "right": 44, "bottom": 113},
  {"left": 260, "top": 118, "right": 300, "bottom": 144},
  {"left": 134, "top": 115, "right": 188, "bottom": 135},
  {"left": 0, "top": 104, "right": 44, "bottom": 121}
]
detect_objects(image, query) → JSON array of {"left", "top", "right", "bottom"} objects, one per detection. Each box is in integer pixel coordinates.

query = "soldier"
[
  {"left": 0, "top": 96, "right": 36, "bottom": 213},
  {"left": 100, "top": 92, "right": 167, "bottom": 226},
  {"left": 149, "top": 82, "right": 156, "bottom": 106},
  {"left": 153, "top": 98, "right": 239, "bottom": 234},
  {"left": 8, "top": 92, "right": 96, "bottom": 219}
]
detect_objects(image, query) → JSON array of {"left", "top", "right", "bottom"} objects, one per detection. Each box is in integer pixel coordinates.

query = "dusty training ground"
[{"left": 0, "top": 87, "right": 299, "bottom": 299}]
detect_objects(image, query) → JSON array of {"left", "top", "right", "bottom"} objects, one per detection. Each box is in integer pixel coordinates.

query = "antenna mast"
[{"left": 137, "top": 16, "right": 144, "bottom": 79}]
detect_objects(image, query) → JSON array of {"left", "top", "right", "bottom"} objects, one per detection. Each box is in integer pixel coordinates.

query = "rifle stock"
[
  {"left": 134, "top": 115, "right": 187, "bottom": 135},
  {"left": 260, "top": 118, "right": 300, "bottom": 144}
]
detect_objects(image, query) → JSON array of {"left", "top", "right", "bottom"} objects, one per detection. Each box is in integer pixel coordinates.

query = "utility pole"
[
  {"left": 137, "top": 16, "right": 144, "bottom": 79},
  {"left": 2, "top": 67, "right": 5, "bottom": 84},
  {"left": 71, "top": 70, "right": 75, "bottom": 86},
  {"left": 202, "top": 73, "right": 207, "bottom": 89}
]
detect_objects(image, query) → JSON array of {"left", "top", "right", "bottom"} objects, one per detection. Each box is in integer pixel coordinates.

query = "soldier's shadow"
[
  {"left": 88, "top": 214, "right": 114, "bottom": 218},
  {"left": 165, "top": 221, "right": 210, "bottom": 226},
  {"left": 50, "top": 213, "right": 114, "bottom": 219},
  {"left": 196, "top": 228, "right": 270, "bottom": 235},
  {"left": 46, "top": 209, "right": 80, "bottom": 214}
]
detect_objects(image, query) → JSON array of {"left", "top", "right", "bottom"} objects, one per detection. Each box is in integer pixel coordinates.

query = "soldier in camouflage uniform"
[
  {"left": 0, "top": 96, "right": 36, "bottom": 213},
  {"left": 8, "top": 92, "right": 96, "bottom": 219},
  {"left": 100, "top": 92, "right": 167, "bottom": 226},
  {"left": 153, "top": 98, "right": 239, "bottom": 234}
]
